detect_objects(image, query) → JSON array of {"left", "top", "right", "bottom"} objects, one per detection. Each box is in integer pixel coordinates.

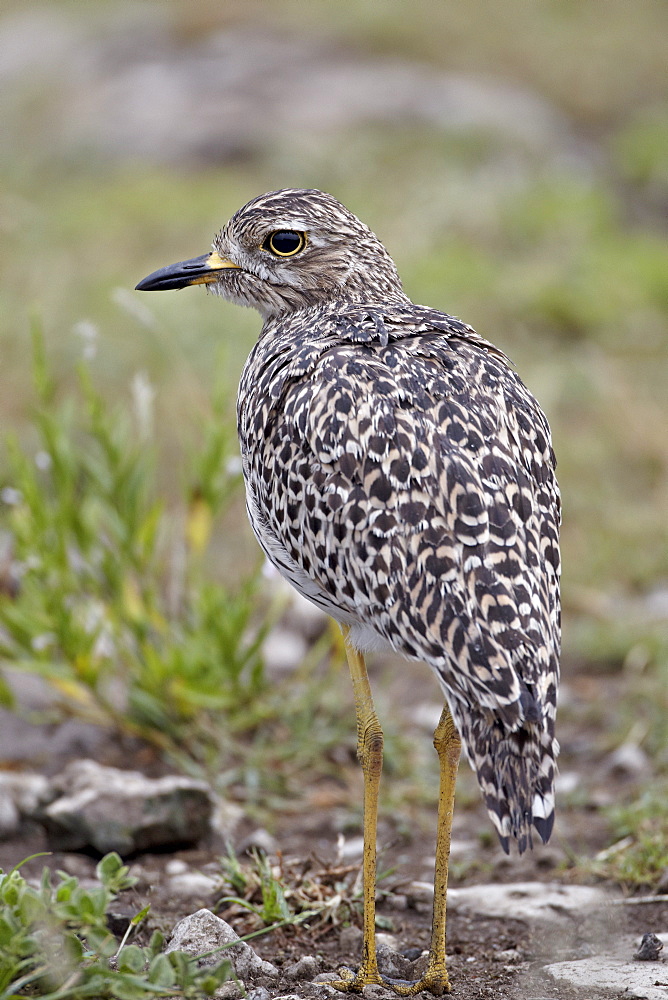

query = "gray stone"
[
  {"left": 237, "top": 827, "right": 278, "bottom": 856},
  {"left": 40, "top": 759, "right": 212, "bottom": 854},
  {"left": 405, "top": 880, "right": 435, "bottom": 907},
  {"left": 376, "top": 941, "right": 414, "bottom": 980},
  {"left": 492, "top": 948, "right": 522, "bottom": 964},
  {"left": 168, "top": 871, "right": 219, "bottom": 898},
  {"left": 604, "top": 741, "right": 651, "bottom": 779},
  {"left": 213, "top": 984, "right": 242, "bottom": 1000},
  {"left": 167, "top": 909, "right": 278, "bottom": 981},
  {"left": 282, "top": 955, "right": 320, "bottom": 982},
  {"left": 445, "top": 881, "right": 612, "bottom": 925},
  {"left": 635, "top": 932, "right": 664, "bottom": 961},
  {"left": 338, "top": 924, "right": 363, "bottom": 952},
  {"left": 545, "top": 934, "right": 668, "bottom": 1000},
  {"left": 0, "top": 771, "right": 49, "bottom": 838},
  {"left": 209, "top": 797, "right": 245, "bottom": 841}
]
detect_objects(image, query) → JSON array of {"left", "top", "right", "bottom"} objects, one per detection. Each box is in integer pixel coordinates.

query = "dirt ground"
[{"left": 0, "top": 653, "right": 665, "bottom": 999}]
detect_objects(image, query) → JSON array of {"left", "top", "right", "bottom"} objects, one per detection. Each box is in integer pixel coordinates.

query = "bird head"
[{"left": 136, "top": 188, "right": 407, "bottom": 318}]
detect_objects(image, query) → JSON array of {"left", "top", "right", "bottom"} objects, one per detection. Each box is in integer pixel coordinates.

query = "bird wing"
[{"left": 246, "top": 307, "right": 560, "bottom": 849}]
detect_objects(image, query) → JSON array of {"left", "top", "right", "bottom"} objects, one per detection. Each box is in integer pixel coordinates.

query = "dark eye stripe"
[{"left": 263, "top": 230, "right": 306, "bottom": 257}]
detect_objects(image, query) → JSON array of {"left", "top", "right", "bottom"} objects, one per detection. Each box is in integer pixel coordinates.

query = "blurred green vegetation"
[
  {"left": 581, "top": 786, "right": 668, "bottom": 888},
  {"left": 0, "top": 852, "right": 232, "bottom": 998},
  {"left": 0, "top": 0, "right": 667, "bottom": 863}
]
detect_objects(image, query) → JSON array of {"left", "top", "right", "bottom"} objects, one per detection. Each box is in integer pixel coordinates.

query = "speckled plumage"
[{"left": 146, "top": 188, "right": 561, "bottom": 853}]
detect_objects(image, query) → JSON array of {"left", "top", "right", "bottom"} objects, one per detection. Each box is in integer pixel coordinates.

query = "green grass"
[
  {"left": 0, "top": 853, "right": 232, "bottom": 999},
  {"left": 579, "top": 787, "right": 668, "bottom": 889},
  {"left": 0, "top": 329, "right": 347, "bottom": 784}
]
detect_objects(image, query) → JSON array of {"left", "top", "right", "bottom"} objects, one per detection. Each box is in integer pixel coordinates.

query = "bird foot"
[{"left": 329, "top": 964, "right": 451, "bottom": 996}]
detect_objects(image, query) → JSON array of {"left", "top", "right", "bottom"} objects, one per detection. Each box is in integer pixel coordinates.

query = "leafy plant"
[
  {"left": 0, "top": 853, "right": 231, "bottom": 999},
  {"left": 218, "top": 849, "right": 295, "bottom": 926},
  {"left": 215, "top": 845, "right": 402, "bottom": 934},
  {"left": 0, "top": 328, "right": 273, "bottom": 763}
]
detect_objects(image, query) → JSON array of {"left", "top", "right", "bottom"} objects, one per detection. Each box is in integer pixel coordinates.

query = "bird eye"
[{"left": 263, "top": 230, "right": 306, "bottom": 257}]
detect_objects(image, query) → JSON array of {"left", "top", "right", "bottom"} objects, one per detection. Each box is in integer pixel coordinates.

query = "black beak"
[{"left": 135, "top": 251, "right": 241, "bottom": 292}]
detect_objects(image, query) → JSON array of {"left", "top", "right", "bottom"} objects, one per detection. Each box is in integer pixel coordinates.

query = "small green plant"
[
  {"left": 218, "top": 849, "right": 300, "bottom": 926},
  {"left": 0, "top": 327, "right": 272, "bottom": 764},
  {"left": 0, "top": 852, "right": 231, "bottom": 999},
  {"left": 215, "top": 846, "right": 405, "bottom": 934}
]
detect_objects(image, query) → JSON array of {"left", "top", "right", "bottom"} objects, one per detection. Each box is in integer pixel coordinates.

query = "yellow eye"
[{"left": 263, "top": 230, "right": 306, "bottom": 257}]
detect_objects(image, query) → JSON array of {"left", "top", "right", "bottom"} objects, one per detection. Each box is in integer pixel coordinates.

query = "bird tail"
[{"left": 462, "top": 711, "right": 558, "bottom": 854}]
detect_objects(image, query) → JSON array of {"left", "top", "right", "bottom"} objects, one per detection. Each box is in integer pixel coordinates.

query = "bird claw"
[{"left": 328, "top": 964, "right": 451, "bottom": 996}]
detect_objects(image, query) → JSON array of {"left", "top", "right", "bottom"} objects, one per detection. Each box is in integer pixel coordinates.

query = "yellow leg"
[
  {"left": 420, "top": 703, "right": 461, "bottom": 995},
  {"left": 330, "top": 628, "right": 461, "bottom": 996},
  {"left": 330, "top": 625, "right": 385, "bottom": 992}
]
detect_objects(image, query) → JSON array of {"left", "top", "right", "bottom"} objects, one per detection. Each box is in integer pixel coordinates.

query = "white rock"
[
  {"left": 167, "top": 909, "right": 278, "bottom": 980},
  {"left": 449, "top": 838, "right": 478, "bottom": 857},
  {"left": 165, "top": 859, "right": 188, "bottom": 876},
  {"left": 0, "top": 793, "right": 19, "bottom": 837},
  {"left": 375, "top": 932, "right": 399, "bottom": 952},
  {"left": 0, "top": 771, "right": 49, "bottom": 837},
  {"left": 446, "top": 881, "right": 612, "bottom": 925},
  {"left": 283, "top": 588, "right": 329, "bottom": 640},
  {"left": 545, "top": 934, "right": 668, "bottom": 1000},
  {"left": 168, "top": 871, "right": 219, "bottom": 897}
]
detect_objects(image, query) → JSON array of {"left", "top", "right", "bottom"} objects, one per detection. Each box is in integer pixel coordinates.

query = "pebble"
[
  {"left": 604, "top": 742, "right": 651, "bottom": 779},
  {"left": 337, "top": 835, "right": 364, "bottom": 859},
  {"left": 165, "top": 859, "right": 188, "bottom": 876},
  {"left": 634, "top": 932, "right": 664, "bottom": 961},
  {"left": 238, "top": 827, "right": 278, "bottom": 856},
  {"left": 376, "top": 941, "right": 414, "bottom": 980},
  {"left": 167, "top": 908, "right": 278, "bottom": 981},
  {"left": 168, "top": 871, "right": 219, "bottom": 897},
  {"left": 0, "top": 771, "right": 49, "bottom": 837},
  {"left": 493, "top": 948, "right": 522, "bottom": 964},
  {"left": 282, "top": 955, "right": 320, "bottom": 982},
  {"left": 214, "top": 984, "right": 243, "bottom": 999}
]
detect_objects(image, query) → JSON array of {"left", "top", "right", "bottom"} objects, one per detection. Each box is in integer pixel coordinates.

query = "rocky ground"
[{"left": 1, "top": 631, "right": 666, "bottom": 999}]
